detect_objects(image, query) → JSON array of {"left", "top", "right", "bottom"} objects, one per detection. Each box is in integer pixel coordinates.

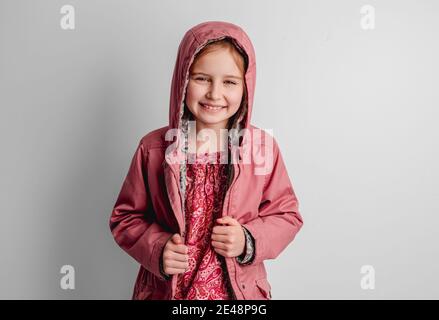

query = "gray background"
[{"left": 1, "top": 0, "right": 438, "bottom": 299}]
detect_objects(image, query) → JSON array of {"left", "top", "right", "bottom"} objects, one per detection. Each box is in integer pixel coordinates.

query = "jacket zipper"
[{"left": 224, "top": 161, "right": 240, "bottom": 300}]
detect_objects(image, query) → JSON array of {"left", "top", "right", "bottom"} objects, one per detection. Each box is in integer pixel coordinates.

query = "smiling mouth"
[{"left": 199, "top": 102, "right": 227, "bottom": 111}]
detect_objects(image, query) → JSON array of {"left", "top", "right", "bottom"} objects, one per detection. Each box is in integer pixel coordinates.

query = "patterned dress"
[{"left": 173, "top": 151, "right": 235, "bottom": 300}]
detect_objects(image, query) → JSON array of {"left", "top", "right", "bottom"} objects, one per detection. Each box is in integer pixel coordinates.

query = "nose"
[{"left": 206, "top": 80, "right": 222, "bottom": 100}]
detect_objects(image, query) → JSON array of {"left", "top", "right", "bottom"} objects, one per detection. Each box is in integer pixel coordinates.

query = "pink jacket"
[{"left": 110, "top": 21, "right": 303, "bottom": 300}]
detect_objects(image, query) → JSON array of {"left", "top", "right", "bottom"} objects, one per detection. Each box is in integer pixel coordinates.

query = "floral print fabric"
[{"left": 173, "top": 151, "right": 234, "bottom": 300}]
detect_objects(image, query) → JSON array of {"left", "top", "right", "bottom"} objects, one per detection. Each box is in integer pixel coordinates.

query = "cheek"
[
  {"left": 185, "top": 83, "right": 203, "bottom": 105},
  {"left": 227, "top": 88, "right": 244, "bottom": 110}
]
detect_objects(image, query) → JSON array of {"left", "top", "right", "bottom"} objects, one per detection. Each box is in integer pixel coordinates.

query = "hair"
[{"left": 185, "top": 37, "right": 249, "bottom": 131}]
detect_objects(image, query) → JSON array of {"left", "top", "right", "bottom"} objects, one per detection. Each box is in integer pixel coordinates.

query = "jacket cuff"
[{"left": 236, "top": 226, "right": 255, "bottom": 265}]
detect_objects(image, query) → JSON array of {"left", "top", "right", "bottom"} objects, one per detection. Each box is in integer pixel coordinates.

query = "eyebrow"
[{"left": 191, "top": 72, "right": 243, "bottom": 80}]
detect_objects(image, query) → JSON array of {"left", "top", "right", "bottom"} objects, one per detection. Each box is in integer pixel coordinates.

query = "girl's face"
[{"left": 185, "top": 47, "right": 245, "bottom": 131}]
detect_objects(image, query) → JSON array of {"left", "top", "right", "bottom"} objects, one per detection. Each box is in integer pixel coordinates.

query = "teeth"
[{"left": 201, "top": 103, "right": 224, "bottom": 110}]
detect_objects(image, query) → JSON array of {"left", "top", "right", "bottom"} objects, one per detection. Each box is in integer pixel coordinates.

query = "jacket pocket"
[{"left": 255, "top": 278, "right": 272, "bottom": 300}]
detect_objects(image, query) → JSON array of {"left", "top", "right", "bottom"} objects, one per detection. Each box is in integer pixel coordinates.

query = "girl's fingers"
[
  {"left": 164, "top": 267, "right": 186, "bottom": 275},
  {"left": 213, "top": 248, "right": 230, "bottom": 258},
  {"left": 211, "top": 234, "right": 230, "bottom": 243},
  {"left": 171, "top": 244, "right": 188, "bottom": 254},
  {"left": 211, "top": 240, "right": 228, "bottom": 250},
  {"left": 212, "top": 226, "right": 229, "bottom": 235},
  {"left": 171, "top": 251, "right": 189, "bottom": 262},
  {"left": 165, "top": 259, "right": 189, "bottom": 270}
]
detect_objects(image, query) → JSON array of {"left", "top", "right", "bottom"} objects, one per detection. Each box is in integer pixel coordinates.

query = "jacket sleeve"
[
  {"left": 241, "top": 138, "right": 303, "bottom": 265},
  {"left": 109, "top": 140, "right": 172, "bottom": 281}
]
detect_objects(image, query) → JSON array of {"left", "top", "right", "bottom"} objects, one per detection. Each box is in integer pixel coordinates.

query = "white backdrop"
[{"left": 1, "top": 0, "right": 438, "bottom": 299}]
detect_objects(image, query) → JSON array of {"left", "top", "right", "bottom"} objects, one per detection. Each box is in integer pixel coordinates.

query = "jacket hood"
[{"left": 168, "top": 21, "right": 256, "bottom": 152}]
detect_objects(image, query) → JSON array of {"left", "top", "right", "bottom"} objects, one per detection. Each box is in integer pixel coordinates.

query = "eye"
[
  {"left": 195, "top": 76, "right": 209, "bottom": 82},
  {"left": 224, "top": 80, "right": 237, "bottom": 85}
]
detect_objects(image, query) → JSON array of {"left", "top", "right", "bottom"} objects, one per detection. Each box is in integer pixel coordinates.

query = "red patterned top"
[{"left": 173, "top": 151, "right": 234, "bottom": 300}]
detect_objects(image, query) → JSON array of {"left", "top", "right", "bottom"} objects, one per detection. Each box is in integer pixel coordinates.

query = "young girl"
[{"left": 110, "top": 21, "right": 303, "bottom": 300}]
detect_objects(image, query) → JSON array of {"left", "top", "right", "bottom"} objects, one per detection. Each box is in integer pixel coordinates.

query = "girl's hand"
[
  {"left": 162, "top": 234, "right": 189, "bottom": 276},
  {"left": 211, "top": 216, "right": 245, "bottom": 258}
]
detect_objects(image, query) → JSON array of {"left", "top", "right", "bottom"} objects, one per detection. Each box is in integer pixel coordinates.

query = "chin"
[{"left": 198, "top": 116, "right": 228, "bottom": 125}]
